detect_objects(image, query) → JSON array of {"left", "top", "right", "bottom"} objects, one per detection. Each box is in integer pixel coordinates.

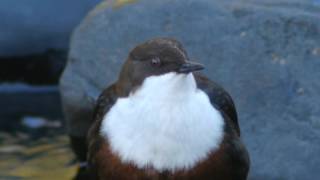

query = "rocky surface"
[
  {"left": 0, "top": 0, "right": 102, "bottom": 127},
  {"left": 60, "top": 0, "right": 320, "bottom": 179},
  {"left": 0, "top": 0, "right": 101, "bottom": 56}
]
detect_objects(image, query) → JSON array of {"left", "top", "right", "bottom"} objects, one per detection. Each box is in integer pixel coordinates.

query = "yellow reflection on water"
[{"left": 0, "top": 135, "right": 77, "bottom": 180}]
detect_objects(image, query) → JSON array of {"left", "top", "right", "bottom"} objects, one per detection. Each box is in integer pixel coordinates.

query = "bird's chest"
[
  {"left": 94, "top": 136, "right": 234, "bottom": 180},
  {"left": 100, "top": 74, "right": 225, "bottom": 172}
]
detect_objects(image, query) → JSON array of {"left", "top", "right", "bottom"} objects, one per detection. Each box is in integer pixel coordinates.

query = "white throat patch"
[{"left": 100, "top": 73, "right": 224, "bottom": 172}]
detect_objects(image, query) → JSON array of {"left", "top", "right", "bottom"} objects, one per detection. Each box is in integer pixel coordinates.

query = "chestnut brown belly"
[{"left": 92, "top": 136, "right": 249, "bottom": 180}]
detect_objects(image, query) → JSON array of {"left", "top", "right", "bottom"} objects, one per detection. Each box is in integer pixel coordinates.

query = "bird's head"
[{"left": 119, "top": 37, "right": 204, "bottom": 87}]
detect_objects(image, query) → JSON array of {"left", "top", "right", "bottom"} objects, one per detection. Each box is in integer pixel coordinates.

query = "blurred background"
[
  {"left": 0, "top": 0, "right": 319, "bottom": 179},
  {"left": 0, "top": 0, "right": 101, "bottom": 179}
]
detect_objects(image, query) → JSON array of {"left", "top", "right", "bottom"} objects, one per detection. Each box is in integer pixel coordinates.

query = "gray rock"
[
  {"left": 59, "top": 0, "right": 320, "bottom": 179},
  {"left": 0, "top": 0, "right": 101, "bottom": 56}
]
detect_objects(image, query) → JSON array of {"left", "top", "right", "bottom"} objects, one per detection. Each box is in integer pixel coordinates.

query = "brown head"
[{"left": 117, "top": 38, "right": 204, "bottom": 92}]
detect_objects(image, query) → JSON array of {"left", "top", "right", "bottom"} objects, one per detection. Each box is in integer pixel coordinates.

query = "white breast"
[{"left": 100, "top": 72, "right": 224, "bottom": 172}]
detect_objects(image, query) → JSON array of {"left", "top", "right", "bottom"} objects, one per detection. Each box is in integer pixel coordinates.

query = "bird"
[{"left": 87, "top": 37, "right": 250, "bottom": 180}]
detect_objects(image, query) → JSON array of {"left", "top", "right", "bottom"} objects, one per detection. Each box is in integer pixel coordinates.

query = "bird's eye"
[{"left": 151, "top": 57, "right": 161, "bottom": 66}]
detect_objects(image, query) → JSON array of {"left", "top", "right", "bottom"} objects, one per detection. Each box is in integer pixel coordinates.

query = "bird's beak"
[{"left": 178, "top": 61, "right": 204, "bottom": 74}]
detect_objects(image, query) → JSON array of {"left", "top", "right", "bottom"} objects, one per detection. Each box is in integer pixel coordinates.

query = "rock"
[
  {"left": 0, "top": 0, "right": 101, "bottom": 56},
  {"left": 59, "top": 0, "right": 320, "bottom": 179},
  {"left": 0, "top": 0, "right": 101, "bottom": 131}
]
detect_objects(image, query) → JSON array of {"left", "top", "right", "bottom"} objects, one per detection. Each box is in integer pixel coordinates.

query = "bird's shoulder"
[
  {"left": 87, "top": 83, "right": 119, "bottom": 172},
  {"left": 194, "top": 72, "right": 240, "bottom": 136}
]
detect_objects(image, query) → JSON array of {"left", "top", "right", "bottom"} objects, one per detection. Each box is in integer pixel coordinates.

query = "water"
[{"left": 0, "top": 133, "right": 77, "bottom": 180}]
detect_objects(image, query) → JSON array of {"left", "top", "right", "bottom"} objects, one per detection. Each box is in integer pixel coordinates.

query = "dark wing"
[
  {"left": 194, "top": 73, "right": 241, "bottom": 136},
  {"left": 87, "top": 84, "right": 118, "bottom": 175}
]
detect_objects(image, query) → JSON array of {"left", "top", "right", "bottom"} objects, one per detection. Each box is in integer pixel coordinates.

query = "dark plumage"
[{"left": 87, "top": 38, "right": 250, "bottom": 180}]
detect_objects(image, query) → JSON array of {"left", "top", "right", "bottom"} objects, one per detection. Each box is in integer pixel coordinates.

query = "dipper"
[{"left": 87, "top": 38, "right": 250, "bottom": 180}]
